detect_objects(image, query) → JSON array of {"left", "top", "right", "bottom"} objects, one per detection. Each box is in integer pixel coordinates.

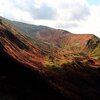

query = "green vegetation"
[
  {"left": 44, "top": 55, "right": 70, "bottom": 68},
  {"left": 88, "top": 41, "right": 100, "bottom": 60}
]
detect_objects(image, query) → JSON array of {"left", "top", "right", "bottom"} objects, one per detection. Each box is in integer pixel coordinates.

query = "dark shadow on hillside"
[{"left": 0, "top": 45, "right": 66, "bottom": 100}]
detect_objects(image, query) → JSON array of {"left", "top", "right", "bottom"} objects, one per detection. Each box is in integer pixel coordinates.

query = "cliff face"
[{"left": 0, "top": 17, "right": 100, "bottom": 100}]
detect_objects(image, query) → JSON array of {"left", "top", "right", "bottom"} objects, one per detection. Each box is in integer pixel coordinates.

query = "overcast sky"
[{"left": 0, "top": 0, "right": 100, "bottom": 37}]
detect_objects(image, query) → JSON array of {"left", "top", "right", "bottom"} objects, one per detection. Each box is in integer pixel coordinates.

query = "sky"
[{"left": 0, "top": 0, "right": 100, "bottom": 37}]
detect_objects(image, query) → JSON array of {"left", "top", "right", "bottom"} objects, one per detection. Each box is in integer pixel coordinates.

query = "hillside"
[
  {"left": 0, "top": 16, "right": 100, "bottom": 100},
  {"left": 13, "top": 21, "right": 71, "bottom": 44},
  {"left": 12, "top": 20, "right": 100, "bottom": 67},
  {"left": 12, "top": 21, "right": 100, "bottom": 55}
]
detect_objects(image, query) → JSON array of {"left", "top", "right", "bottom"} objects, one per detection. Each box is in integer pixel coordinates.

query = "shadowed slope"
[
  {"left": 0, "top": 44, "right": 66, "bottom": 100},
  {"left": 0, "top": 16, "right": 100, "bottom": 100}
]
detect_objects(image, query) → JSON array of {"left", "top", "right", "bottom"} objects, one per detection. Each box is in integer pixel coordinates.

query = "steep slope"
[
  {"left": 0, "top": 16, "right": 100, "bottom": 100},
  {"left": 0, "top": 17, "right": 68, "bottom": 100},
  {"left": 0, "top": 21, "right": 44, "bottom": 68},
  {"left": 0, "top": 44, "right": 67, "bottom": 100}
]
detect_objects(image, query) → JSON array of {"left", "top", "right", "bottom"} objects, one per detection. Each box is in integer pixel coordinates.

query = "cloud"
[
  {"left": 55, "top": 0, "right": 90, "bottom": 21},
  {"left": 31, "top": 3, "right": 57, "bottom": 19},
  {"left": 69, "top": 4, "right": 90, "bottom": 21},
  {"left": 0, "top": 0, "right": 57, "bottom": 20},
  {"left": 0, "top": 0, "right": 100, "bottom": 37}
]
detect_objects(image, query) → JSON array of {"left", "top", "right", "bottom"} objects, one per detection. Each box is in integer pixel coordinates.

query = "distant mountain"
[
  {"left": 12, "top": 21, "right": 71, "bottom": 43},
  {"left": 0, "top": 16, "right": 100, "bottom": 100},
  {"left": 12, "top": 21, "right": 49, "bottom": 37}
]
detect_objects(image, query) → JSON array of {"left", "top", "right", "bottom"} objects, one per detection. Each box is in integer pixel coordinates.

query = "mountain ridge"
[{"left": 0, "top": 16, "right": 100, "bottom": 100}]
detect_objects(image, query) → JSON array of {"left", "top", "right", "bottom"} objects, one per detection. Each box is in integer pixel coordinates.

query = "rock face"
[{"left": 0, "top": 17, "right": 100, "bottom": 100}]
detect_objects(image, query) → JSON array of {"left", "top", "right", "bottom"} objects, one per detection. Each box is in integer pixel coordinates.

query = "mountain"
[
  {"left": 12, "top": 20, "right": 100, "bottom": 67},
  {"left": 12, "top": 21, "right": 100, "bottom": 52},
  {"left": 0, "top": 16, "right": 100, "bottom": 100},
  {"left": 12, "top": 21, "right": 71, "bottom": 44}
]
